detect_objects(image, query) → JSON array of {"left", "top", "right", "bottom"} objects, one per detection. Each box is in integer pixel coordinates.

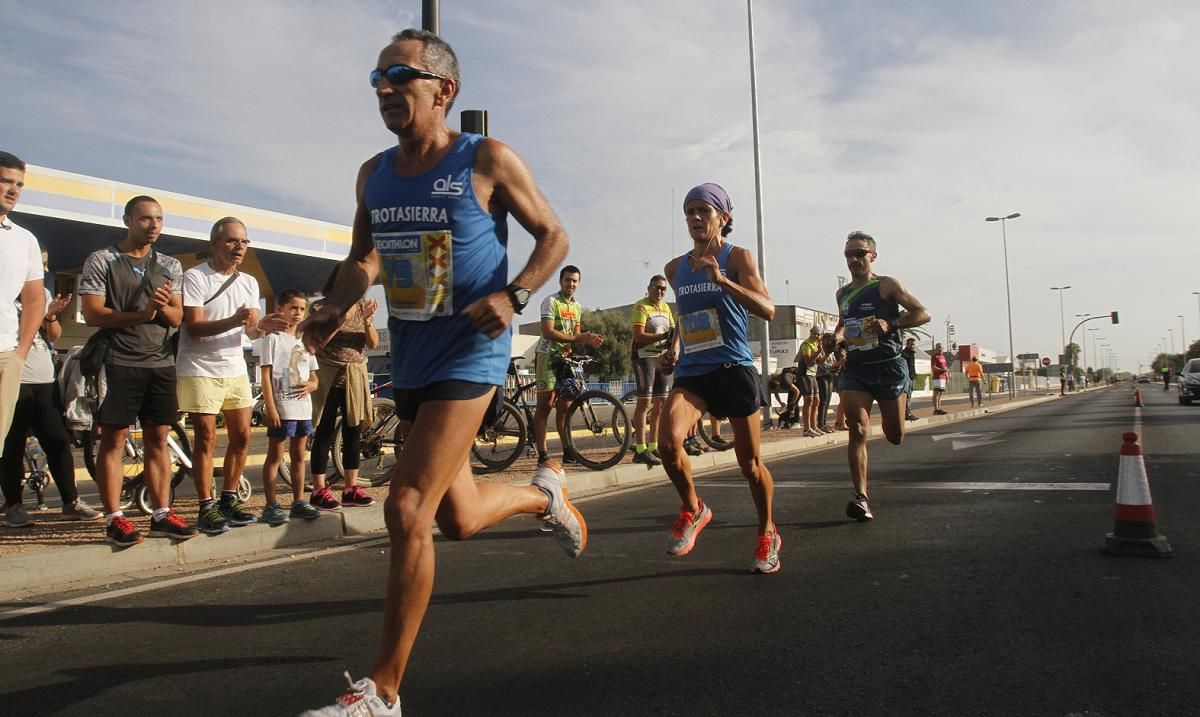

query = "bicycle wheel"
[
  {"left": 696, "top": 415, "right": 734, "bottom": 451},
  {"left": 563, "top": 391, "right": 631, "bottom": 470},
  {"left": 471, "top": 399, "right": 527, "bottom": 473},
  {"left": 84, "top": 426, "right": 144, "bottom": 510},
  {"left": 336, "top": 397, "right": 400, "bottom": 486}
]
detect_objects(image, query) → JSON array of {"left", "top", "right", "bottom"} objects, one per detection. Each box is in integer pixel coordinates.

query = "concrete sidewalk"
[{"left": 0, "top": 387, "right": 1087, "bottom": 601}]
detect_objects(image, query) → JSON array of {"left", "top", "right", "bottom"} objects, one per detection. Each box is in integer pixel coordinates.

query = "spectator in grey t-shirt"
[{"left": 79, "top": 195, "right": 197, "bottom": 548}]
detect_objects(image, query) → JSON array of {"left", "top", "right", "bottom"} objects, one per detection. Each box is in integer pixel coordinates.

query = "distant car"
[
  {"left": 1137, "top": 376, "right": 1151, "bottom": 384},
  {"left": 1177, "top": 359, "right": 1200, "bottom": 405}
]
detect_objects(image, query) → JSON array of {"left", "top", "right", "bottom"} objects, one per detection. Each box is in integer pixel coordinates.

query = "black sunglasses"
[
  {"left": 370, "top": 64, "right": 446, "bottom": 88},
  {"left": 650, "top": 285, "right": 668, "bottom": 291},
  {"left": 844, "top": 249, "right": 872, "bottom": 259}
]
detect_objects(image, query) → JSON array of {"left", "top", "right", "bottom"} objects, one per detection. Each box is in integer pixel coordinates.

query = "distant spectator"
[
  {"left": 965, "top": 356, "right": 984, "bottom": 408},
  {"left": 930, "top": 343, "right": 948, "bottom": 415},
  {"left": 900, "top": 337, "right": 918, "bottom": 421}
]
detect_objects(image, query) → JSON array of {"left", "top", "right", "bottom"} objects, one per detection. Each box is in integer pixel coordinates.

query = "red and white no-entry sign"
[{"left": 1042, "top": 357, "right": 1052, "bottom": 367}]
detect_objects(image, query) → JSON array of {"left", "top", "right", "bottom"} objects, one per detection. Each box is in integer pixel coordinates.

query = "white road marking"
[
  {"left": 696, "top": 480, "right": 1109, "bottom": 491},
  {"left": 931, "top": 431, "right": 1007, "bottom": 450}
]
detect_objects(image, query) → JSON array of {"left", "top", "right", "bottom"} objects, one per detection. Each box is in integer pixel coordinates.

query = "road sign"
[
  {"left": 1042, "top": 357, "right": 1052, "bottom": 367},
  {"left": 1017, "top": 353, "right": 1039, "bottom": 360},
  {"left": 984, "top": 363, "right": 1012, "bottom": 374}
]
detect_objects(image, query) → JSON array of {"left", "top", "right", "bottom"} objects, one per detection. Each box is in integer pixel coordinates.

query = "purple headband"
[{"left": 683, "top": 183, "right": 733, "bottom": 215}]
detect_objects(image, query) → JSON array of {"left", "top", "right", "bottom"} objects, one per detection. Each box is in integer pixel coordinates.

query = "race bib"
[
  {"left": 679, "top": 308, "right": 725, "bottom": 354},
  {"left": 376, "top": 230, "right": 453, "bottom": 321},
  {"left": 843, "top": 318, "right": 879, "bottom": 352}
]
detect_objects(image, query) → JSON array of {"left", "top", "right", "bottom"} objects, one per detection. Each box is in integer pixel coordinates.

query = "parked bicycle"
[
  {"left": 474, "top": 356, "right": 631, "bottom": 472},
  {"left": 618, "top": 389, "right": 733, "bottom": 452},
  {"left": 82, "top": 421, "right": 250, "bottom": 515}
]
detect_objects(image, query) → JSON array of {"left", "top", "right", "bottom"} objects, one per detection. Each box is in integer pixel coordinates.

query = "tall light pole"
[
  {"left": 745, "top": 0, "right": 770, "bottom": 418},
  {"left": 986, "top": 212, "right": 1021, "bottom": 397},
  {"left": 1075, "top": 313, "right": 1091, "bottom": 375},
  {"left": 1194, "top": 292, "right": 1200, "bottom": 351},
  {"left": 1050, "top": 285, "right": 1070, "bottom": 360},
  {"left": 1179, "top": 314, "right": 1186, "bottom": 356},
  {"left": 1168, "top": 328, "right": 1175, "bottom": 355}
]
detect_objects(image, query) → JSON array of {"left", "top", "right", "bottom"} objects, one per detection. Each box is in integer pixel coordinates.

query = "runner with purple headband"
[{"left": 657, "top": 182, "right": 783, "bottom": 574}]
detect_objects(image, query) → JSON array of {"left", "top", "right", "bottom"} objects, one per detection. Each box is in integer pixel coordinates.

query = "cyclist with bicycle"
[
  {"left": 629, "top": 275, "right": 674, "bottom": 467},
  {"left": 659, "top": 183, "right": 782, "bottom": 574},
  {"left": 177, "top": 217, "right": 287, "bottom": 534},
  {"left": 299, "top": 30, "right": 586, "bottom": 716},
  {"left": 533, "top": 265, "right": 604, "bottom": 466},
  {"left": 79, "top": 195, "right": 196, "bottom": 547}
]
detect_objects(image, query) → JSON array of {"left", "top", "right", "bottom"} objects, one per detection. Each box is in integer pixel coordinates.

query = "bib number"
[
  {"left": 679, "top": 308, "right": 725, "bottom": 354},
  {"left": 376, "top": 231, "right": 453, "bottom": 321},
  {"left": 843, "top": 318, "right": 879, "bottom": 352}
]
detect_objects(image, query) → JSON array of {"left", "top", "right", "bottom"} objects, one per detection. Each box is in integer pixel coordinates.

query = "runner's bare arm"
[
  {"left": 301, "top": 157, "right": 381, "bottom": 352},
  {"left": 463, "top": 138, "right": 568, "bottom": 339},
  {"left": 878, "top": 276, "right": 930, "bottom": 334},
  {"left": 719, "top": 246, "right": 775, "bottom": 321}
]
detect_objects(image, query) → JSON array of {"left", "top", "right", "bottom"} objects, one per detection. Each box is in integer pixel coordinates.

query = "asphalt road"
[{"left": 3, "top": 384, "right": 1198, "bottom": 716}]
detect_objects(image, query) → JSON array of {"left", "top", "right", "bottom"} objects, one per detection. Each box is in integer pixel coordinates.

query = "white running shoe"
[
  {"left": 531, "top": 460, "right": 588, "bottom": 558},
  {"left": 299, "top": 672, "right": 401, "bottom": 716},
  {"left": 666, "top": 501, "right": 713, "bottom": 557}
]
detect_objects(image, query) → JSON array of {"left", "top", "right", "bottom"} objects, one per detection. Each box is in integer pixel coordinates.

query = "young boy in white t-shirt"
[{"left": 259, "top": 289, "right": 319, "bottom": 524}]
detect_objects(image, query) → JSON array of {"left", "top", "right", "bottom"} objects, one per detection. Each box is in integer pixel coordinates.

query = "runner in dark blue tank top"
[
  {"left": 658, "top": 183, "right": 783, "bottom": 574},
  {"left": 834, "top": 231, "right": 930, "bottom": 524},
  {"left": 299, "top": 29, "right": 585, "bottom": 716}
]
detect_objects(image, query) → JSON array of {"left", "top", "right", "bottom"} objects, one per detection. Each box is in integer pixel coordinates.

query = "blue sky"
[{"left": 4, "top": 0, "right": 1197, "bottom": 371}]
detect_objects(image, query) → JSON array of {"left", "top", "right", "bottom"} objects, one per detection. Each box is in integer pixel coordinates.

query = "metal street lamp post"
[
  {"left": 1075, "top": 313, "right": 1091, "bottom": 377},
  {"left": 1051, "top": 286, "right": 1070, "bottom": 360},
  {"left": 986, "top": 212, "right": 1021, "bottom": 398},
  {"left": 1179, "top": 314, "right": 1186, "bottom": 356},
  {"left": 1168, "top": 328, "right": 1175, "bottom": 355}
]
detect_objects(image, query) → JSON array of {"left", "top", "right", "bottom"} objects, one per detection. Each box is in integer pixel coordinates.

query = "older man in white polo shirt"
[{"left": 0, "top": 151, "right": 46, "bottom": 459}]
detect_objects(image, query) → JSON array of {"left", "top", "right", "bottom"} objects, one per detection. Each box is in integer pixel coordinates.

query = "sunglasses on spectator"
[
  {"left": 370, "top": 64, "right": 446, "bottom": 88},
  {"left": 843, "top": 249, "right": 872, "bottom": 259},
  {"left": 650, "top": 285, "right": 668, "bottom": 291}
]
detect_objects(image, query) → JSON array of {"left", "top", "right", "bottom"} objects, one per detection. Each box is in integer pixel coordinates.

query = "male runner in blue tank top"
[
  {"left": 658, "top": 183, "right": 781, "bottom": 574},
  {"left": 835, "top": 231, "right": 930, "bottom": 522},
  {"left": 299, "top": 29, "right": 585, "bottom": 717}
]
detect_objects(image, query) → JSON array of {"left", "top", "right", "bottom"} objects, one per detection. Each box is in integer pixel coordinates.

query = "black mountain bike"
[{"left": 473, "top": 356, "right": 632, "bottom": 472}]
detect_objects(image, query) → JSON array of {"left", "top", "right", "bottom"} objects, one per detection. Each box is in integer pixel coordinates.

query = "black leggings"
[
  {"left": 311, "top": 383, "right": 361, "bottom": 477},
  {"left": 816, "top": 374, "right": 834, "bottom": 426},
  {"left": 1, "top": 382, "right": 78, "bottom": 505}
]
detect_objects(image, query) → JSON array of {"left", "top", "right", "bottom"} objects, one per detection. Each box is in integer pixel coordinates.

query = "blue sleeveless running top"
[
  {"left": 837, "top": 276, "right": 902, "bottom": 365},
  {"left": 672, "top": 242, "right": 754, "bottom": 378},
  {"left": 365, "top": 133, "right": 509, "bottom": 387}
]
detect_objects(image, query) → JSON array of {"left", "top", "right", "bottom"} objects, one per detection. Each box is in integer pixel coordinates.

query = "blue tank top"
[
  {"left": 837, "top": 276, "right": 902, "bottom": 365},
  {"left": 365, "top": 133, "right": 510, "bottom": 387},
  {"left": 672, "top": 242, "right": 754, "bottom": 378}
]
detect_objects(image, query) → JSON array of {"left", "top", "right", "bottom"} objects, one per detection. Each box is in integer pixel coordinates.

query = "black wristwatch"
[{"left": 505, "top": 284, "right": 531, "bottom": 314}]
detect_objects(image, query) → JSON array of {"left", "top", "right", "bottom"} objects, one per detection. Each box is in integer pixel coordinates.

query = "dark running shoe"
[
  {"left": 341, "top": 486, "right": 375, "bottom": 508},
  {"left": 632, "top": 449, "right": 662, "bottom": 468},
  {"left": 148, "top": 511, "right": 198, "bottom": 540},
  {"left": 105, "top": 516, "right": 144, "bottom": 548},
  {"left": 197, "top": 502, "right": 230, "bottom": 535},
  {"left": 218, "top": 494, "right": 258, "bottom": 526},
  {"left": 310, "top": 487, "right": 342, "bottom": 512},
  {"left": 846, "top": 493, "right": 874, "bottom": 522}
]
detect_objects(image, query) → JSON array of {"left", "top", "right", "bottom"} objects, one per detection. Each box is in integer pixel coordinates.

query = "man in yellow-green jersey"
[{"left": 630, "top": 275, "right": 674, "bottom": 467}]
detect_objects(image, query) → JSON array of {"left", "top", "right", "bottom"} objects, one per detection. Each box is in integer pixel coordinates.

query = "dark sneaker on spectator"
[
  {"left": 262, "top": 503, "right": 290, "bottom": 525},
  {"left": 3, "top": 503, "right": 33, "bottom": 528},
  {"left": 218, "top": 494, "right": 258, "bottom": 526},
  {"left": 341, "top": 486, "right": 375, "bottom": 508},
  {"left": 632, "top": 449, "right": 661, "bottom": 468},
  {"left": 62, "top": 498, "right": 102, "bottom": 521},
  {"left": 905, "top": 413, "right": 918, "bottom": 421},
  {"left": 197, "top": 502, "right": 230, "bottom": 535},
  {"left": 148, "top": 511, "right": 198, "bottom": 540},
  {"left": 106, "top": 516, "right": 144, "bottom": 548},
  {"left": 290, "top": 500, "right": 321, "bottom": 520},
  {"left": 683, "top": 438, "right": 703, "bottom": 456},
  {"left": 310, "top": 487, "right": 342, "bottom": 512}
]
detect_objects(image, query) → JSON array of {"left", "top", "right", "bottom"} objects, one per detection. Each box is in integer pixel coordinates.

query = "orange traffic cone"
[
  {"left": 1134, "top": 389, "right": 1144, "bottom": 407},
  {"left": 1103, "top": 432, "right": 1172, "bottom": 558}
]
